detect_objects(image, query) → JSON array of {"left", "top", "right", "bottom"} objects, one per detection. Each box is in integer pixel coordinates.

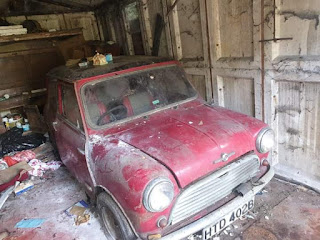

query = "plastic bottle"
[{"left": 106, "top": 53, "right": 113, "bottom": 63}]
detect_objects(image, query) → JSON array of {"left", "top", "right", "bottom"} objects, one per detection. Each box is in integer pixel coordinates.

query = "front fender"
[{"left": 88, "top": 135, "right": 179, "bottom": 236}]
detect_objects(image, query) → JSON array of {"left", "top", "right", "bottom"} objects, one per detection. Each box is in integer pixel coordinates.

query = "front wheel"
[{"left": 97, "top": 192, "right": 136, "bottom": 240}]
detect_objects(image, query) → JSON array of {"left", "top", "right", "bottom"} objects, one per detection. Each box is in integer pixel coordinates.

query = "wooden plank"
[
  {"left": 161, "top": 0, "right": 174, "bottom": 58},
  {"left": 27, "top": 14, "right": 66, "bottom": 31},
  {"left": 55, "top": 35, "right": 86, "bottom": 61},
  {"left": 34, "top": 0, "right": 89, "bottom": 11},
  {"left": 175, "top": 0, "right": 209, "bottom": 67},
  {"left": 0, "top": 56, "right": 29, "bottom": 91},
  {"left": 213, "top": 0, "right": 253, "bottom": 60},
  {"left": 145, "top": 0, "right": 169, "bottom": 57},
  {"left": 0, "top": 92, "right": 46, "bottom": 111},
  {"left": 0, "top": 28, "right": 82, "bottom": 43},
  {"left": 140, "top": 0, "right": 153, "bottom": 55},
  {"left": 0, "top": 47, "right": 56, "bottom": 58},
  {"left": 223, "top": 77, "right": 255, "bottom": 117},
  {"left": 188, "top": 74, "right": 207, "bottom": 100},
  {"left": 275, "top": 81, "right": 320, "bottom": 177},
  {"left": 167, "top": 0, "right": 182, "bottom": 60},
  {"left": 0, "top": 29, "right": 27, "bottom": 36},
  {"left": 0, "top": 25, "right": 23, "bottom": 30},
  {"left": 63, "top": 12, "right": 100, "bottom": 41},
  {"left": 185, "top": 68, "right": 212, "bottom": 102},
  {"left": 121, "top": 9, "right": 135, "bottom": 55},
  {"left": 0, "top": 40, "right": 54, "bottom": 54},
  {"left": 108, "top": 16, "right": 117, "bottom": 42},
  {"left": 0, "top": 85, "right": 42, "bottom": 98}
]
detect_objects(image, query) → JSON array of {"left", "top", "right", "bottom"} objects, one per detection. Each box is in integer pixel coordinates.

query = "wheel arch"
[{"left": 95, "top": 185, "right": 140, "bottom": 240}]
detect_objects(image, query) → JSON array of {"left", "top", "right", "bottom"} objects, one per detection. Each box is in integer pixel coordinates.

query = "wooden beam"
[
  {"left": 33, "top": 0, "right": 90, "bottom": 11},
  {"left": 167, "top": 0, "right": 182, "bottom": 60},
  {"left": 95, "top": 0, "right": 117, "bottom": 11},
  {"left": 0, "top": 47, "right": 56, "bottom": 58},
  {"left": 0, "top": 29, "right": 83, "bottom": 43},
  {"left": 140, "top": 0, "right": 153, "bottom": 55},
  {"left": 161, "top": 0, "right": 174, "bottom": 58},
  {"left": 166, "top": 0, "right": 181, "bottom": 16}
]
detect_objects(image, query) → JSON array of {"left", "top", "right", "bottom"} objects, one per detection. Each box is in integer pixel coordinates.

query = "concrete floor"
[
  {"left": 0, "top": 167, "right": 319, "bottom": 240},
  {"left": 220, "top": 177, "right": 320, "bottom": 240},
  {"left": 0, "top": 167, "right": 105, "bottom": 240}
]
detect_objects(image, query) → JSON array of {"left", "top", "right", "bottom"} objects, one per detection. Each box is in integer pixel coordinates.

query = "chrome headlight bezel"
[
  {"left": 256, "top": 127, "right": 275, "bottom": 153},
  {"left": 143, "top": 177, "right": 174, "bottom": 212}
]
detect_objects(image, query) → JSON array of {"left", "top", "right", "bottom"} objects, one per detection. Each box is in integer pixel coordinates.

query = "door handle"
[
  {"left": 52, "top": 121, "right": 58, "bottom": 131},
  {"left": 77, "top": 148, "right": 85, "bottom": 155}
]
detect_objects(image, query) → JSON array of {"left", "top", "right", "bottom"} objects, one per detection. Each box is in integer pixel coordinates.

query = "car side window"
[
  {"left": 61, "top": 84, "right": 84, "bottom": 131},
  {"left": 46, "top": 80, "right": 58, "bottom": 117}
]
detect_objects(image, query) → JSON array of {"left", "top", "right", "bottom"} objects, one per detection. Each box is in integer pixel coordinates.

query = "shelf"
[{"left": 0, "top": 28, "right": 83, "bottom": 43}]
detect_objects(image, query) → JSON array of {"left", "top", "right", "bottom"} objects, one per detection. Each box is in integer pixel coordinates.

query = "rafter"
[{"left": 33, "top": 0, "right": 91, "bottom": 11}]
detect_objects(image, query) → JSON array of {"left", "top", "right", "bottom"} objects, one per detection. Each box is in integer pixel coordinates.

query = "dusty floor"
[
  {"left": 0, "top": 167, "right": 105, "bottom": 240},
  {"left": 220, "top": 178, "right": 320, "bottom": 240},
  {"left": 0, "top": 167, "right": 319, "bottom": 240}
]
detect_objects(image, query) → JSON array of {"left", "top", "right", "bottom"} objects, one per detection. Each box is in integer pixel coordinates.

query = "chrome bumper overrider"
[{"left": 160, "top": 167, "right": 275, "bottom": 240}]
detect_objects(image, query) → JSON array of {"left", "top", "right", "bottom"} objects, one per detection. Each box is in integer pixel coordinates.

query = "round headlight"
[
  {"left": 143, "top": 178, "right": 174, "bottom": 212},
  {"left": 256, "top": 128, "right": 275, "bottom": 153}
]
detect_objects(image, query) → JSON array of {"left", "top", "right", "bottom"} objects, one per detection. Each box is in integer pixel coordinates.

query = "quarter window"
[{"left": 61, "top": 85, "right": 83, "bottom": 131}]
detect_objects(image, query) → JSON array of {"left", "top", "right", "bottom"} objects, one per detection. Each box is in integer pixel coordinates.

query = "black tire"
[{"left": 97, "top": 192, "right": 137, "bottom": 240}]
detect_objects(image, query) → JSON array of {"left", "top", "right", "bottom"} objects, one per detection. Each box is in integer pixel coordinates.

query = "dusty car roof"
[{"left": 47, "top": 55, "right": 172, "bottom": 83}]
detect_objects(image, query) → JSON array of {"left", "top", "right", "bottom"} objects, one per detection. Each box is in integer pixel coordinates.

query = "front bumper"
[{"left": 160, "top": 167, "right": 274, "bottom": 240}]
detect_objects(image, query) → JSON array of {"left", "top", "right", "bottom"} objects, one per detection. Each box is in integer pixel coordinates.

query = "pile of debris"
[{"left": 0, "top": 127, "right": 61, "bottom": 209}]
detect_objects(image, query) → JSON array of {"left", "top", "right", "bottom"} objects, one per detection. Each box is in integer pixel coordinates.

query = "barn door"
[
  {"left": 162, "top": 0, "right": 212, "bottom": 102},
  {"left": 265, "top": 0, "right": 320, "bottom": 190},
  {"left": 206, "top": 0, "right": 263, "bottom": 119},
  {"left": 162, "top": 0, "right": 263, "bottom": 117}
]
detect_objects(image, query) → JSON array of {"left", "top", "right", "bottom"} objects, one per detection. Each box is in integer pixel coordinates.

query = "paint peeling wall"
[
  {"left": 264, "top": 0, "right": 320, "bottom": 190},
  {"left": 207, "top": 0, "right": 262, "bottom": 120},
  {"left": 180, "top": 0, "right": 320, "bottom": 190},
  {"left": 275, "top": 82, "right": 320, "bottom": 178},
  {"left": 176, "top": 0, "right": 204, "bottom": 61}
]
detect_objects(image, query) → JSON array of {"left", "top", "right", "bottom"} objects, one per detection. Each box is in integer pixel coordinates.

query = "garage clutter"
[{"left": 0, "top": 127, "right": 61, "bottom": 209}]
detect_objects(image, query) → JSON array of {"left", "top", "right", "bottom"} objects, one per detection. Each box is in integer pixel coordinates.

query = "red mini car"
[{"left": 45, "top": 56, "right": 274, "bottom": 240}]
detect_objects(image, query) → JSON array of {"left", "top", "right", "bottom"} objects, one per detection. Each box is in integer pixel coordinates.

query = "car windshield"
[{"left": 82, "top": 65, "right": 197, "bottom": 127}]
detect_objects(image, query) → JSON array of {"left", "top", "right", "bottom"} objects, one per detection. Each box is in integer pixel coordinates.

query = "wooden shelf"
[
  {"left": 0, "top": 28, "right": 83, "bottom": 43},
  {"left": 0, "top": 91, "right": 47, "bottom": 111}
]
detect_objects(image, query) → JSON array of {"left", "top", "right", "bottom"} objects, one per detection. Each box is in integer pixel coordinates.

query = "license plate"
[{"left": 202, "top": 198, "right": 254, "bottom": 240}]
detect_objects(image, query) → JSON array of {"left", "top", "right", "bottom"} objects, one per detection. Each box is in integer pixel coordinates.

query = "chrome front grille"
[{"left": 169, "top": 153, "right": 260, "bottom": 225}]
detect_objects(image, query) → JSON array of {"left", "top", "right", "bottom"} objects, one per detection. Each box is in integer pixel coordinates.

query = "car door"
[{"left": 53, "top": 82, "right": 93, "bottom": 191}]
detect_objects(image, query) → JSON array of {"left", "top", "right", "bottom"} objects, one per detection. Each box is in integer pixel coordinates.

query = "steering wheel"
[{"left": 97, "top": 105, "right": 127, "bottom": 126}]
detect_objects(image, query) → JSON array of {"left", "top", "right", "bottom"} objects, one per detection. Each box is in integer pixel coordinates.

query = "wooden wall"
[
  {"left": 106, "top": 0, "right": 320, "bottom": 191},
  {"left": 0, "top": 11, "right": 101, "bottom": 111}
]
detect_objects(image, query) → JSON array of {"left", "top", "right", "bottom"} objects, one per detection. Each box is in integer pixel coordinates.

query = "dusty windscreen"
[{"left": 82, "top": 65, "right": 196, "bottom": 126}]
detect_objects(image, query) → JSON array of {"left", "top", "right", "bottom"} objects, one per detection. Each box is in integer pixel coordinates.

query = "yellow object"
[
  {"left": 93, "top": 52, "right": 108, "bottom": 66},
  {"left": 148, "top": 234, "right": 162, "bottom": 240},
  {"left": 75, "top": 214, "right": 90, "bottom": 226},
  {"left": 8, "top": 118, "right": 23, "bottom": 128}
]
